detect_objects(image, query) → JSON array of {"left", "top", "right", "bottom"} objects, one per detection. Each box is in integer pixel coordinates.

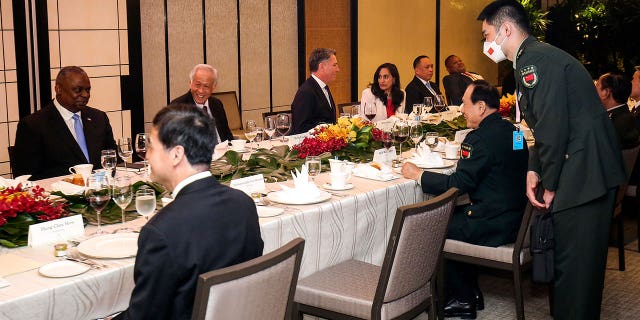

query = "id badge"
[{"left": 513, "top": 130, "right": 524, "bottom": 150}]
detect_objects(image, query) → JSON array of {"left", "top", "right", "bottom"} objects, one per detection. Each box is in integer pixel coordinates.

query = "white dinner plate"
[
  {"left": 443, "top": 156, "right": 460, "bottom": 161},
  {"left": 322, "top": 183, "right": 354, "bottom": 191},
  {"left": 266, "top": 191, "right": 332, "bottom": 205},
  {"left": 77, "top": 233, "right": 139, "bottom": 259},
  {"left": 257, "top": 206, "right": 285, "bottom": 218},
  {"left": 39, "top": 260, "right": 91, "bottom": 278},
  {"left": 408, "top": 159, "right": 455, "bottom": 169}
]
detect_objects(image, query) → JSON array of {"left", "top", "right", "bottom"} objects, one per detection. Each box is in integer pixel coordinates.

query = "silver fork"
[{"left": 66, "top": 252, "right": 108, "bottom": 269}]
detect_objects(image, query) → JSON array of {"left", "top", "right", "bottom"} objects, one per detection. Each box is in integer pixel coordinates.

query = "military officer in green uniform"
[
  {"left": 478, "top": 1, "right": 627, "bottom": 319},
  {"left": 402, "top": 80, "right": 529, "bottom": 319}
]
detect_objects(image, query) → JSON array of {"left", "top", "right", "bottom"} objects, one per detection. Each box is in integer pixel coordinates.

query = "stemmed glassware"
[
  {"left": 434, "top": 95, "right": 447, "bottom": 113},
  {"left": 135, "top": 187, "right": 156, "bottom": 221},
  {"left": 117, "top": 138, "right": 134, "bottom": 172},
  {"left": 135, "top": 133, "right": 149, "bottom": 179},
  {"left": 305, "top": 156, "right": 321, "bottom": 183},
  {"left": 112, "top": 176, "right": 133, "bottom": 232},
  {"left": 85, "top": 175, "right": 111, "bottom": 235},
  {"left": 264, "top": 116, "right": 277, "bottom": 146},
  {"left": 254, "top": 127, "right": 264, "bottom": 149},
  {"left": 364, "top": 103, "right": 377, "bottom": 121},
  {"left": 382, "top": 129, "right": 394, "bottom": 150},
  {"left": 245, "top": 120, "right": 257, "bottom": 151},
  {"left": 276, "top": 113, "right": 291, "bottom": 142},
  {"left": 424, "top": 97, "right": 434, "bottom": 113},
  {"left": 100, "top": 149, "right": 117, "bottom": 178},
  {"left": 410, "top": 125, "right": 424, "bottom": 152},
  {"left": 425, "top": 132, "right": 439, "bottom": 149},
  {"left": 392, "top": 121, "right": 410, "bottom": 161}
]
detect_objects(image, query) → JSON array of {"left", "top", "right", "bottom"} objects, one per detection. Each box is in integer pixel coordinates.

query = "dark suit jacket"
[
  {"left": 13, "top": 100, "right": 117, "bottom": 180},
  {"left": 291, "top": 77, "right": 336, "bottom": 134},
  {"left": 170, "top": 91, "right": 234, "bottom": 142},
  {"left": 420, "top": 113, "right": 529, "bottom": 246},
  {"left": 115, "top": 176, "right": 264, "bottom": 320},
  {"left": 516, "top": 36, "right": 626, "bottom": 212},
  {"left": 442, "top": 72, "right": 476, "bottom": 105},
  {"left": 607, "top": 105, "right": 640, "bottom": 149},
  {"left": 404, "top": 76, "right": 442, "bottom": 114}
]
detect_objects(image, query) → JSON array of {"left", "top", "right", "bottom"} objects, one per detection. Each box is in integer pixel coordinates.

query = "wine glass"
[
  {"left": 350, "top": 105, "right": 360, "bottom": 117},
  {"left": 245, "top": 120, "right": 257, "bottom": 151},
  {"left": 276, "top": 113, "right": 291, "bottom": 142},
  {"left": 85, "top": 175, "right": 111, "bottom": 235},
  {"left": 424, "top": 97, "right": 434, "bottom": 113},
  {"left": 254, "top": 127, "right": 264, "bottom": 149},
  {"left": 112, "top": 176, "right": 133, "bottom": 232},
  {"left": 306, "top": 156, "right": 321, "bottom": 182},
  {"left": 392, "top": 121, "right": 410, "bottom": 160},
  {"left": 425, "top": 132, "right": 439, "bottom": 149},
  {"left": 410, "top": 125, "right": 424, "bottom": 152},
  {"left": 118, "top": 138, "right": 134, "bottom": 172},
  {"left": 135, "top": 187, "right": 156, "bottom": 221},
  {"left": 264, "top": 116, "right": 277, "bottom": 146},
  {"left": 434, "top": 95, "right": 447, "bottom": 113},
  {"left": 382, "top": 129, "right": 394, "bottom": 150},
  {"left": 100, "top": 149, "right": 117, "bottom": 178},
  {"left": 135, "top": 133, "right": 149, "bottom": 179},
  {"left": 364, "top": 103, "right": 377, "bottom": 121}
]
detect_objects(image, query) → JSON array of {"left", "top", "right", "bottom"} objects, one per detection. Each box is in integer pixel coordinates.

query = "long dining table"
[{"left": 0, "top": 167, "right": 440, "bottom": 319}]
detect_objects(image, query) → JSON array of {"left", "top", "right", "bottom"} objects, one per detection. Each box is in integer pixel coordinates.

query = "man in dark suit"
[
  {"left": 596, "top": 72, "right": 640, "bottom": 149},
  {"left": 404, "top": 55, "right": 442, "bottom": 114},
  {"left": 402, "top": 81, "right": 528, "bottom": 319},
  {"left": 13, "top": 66, "right": 117, "bottom": 180},
  {"left": 291, "top": 48, "right": 339, "bottom": 134},
  {"left": 114, "top": 104, "right": 263, "bottom": 320},
  {"left": 479, "top": 2, "right": 626, "bottom": 319},
  {"left": 170, "top": 64, "right": 234, "bottom": 142},
  {"left": 442, "top": 55, "right": 485, "bottom": 105}
]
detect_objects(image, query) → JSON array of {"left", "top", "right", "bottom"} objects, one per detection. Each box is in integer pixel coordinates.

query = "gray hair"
[
  {"left": 189, "top": 64, "right": 218, "bottom": 85},
  {"left": 309, "top": 48, "right": 336, "bottom": 72}
]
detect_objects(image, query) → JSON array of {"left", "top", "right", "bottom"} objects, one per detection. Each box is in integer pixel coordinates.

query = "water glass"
[
  {"left": 100, "top": 149, "right": 117, "bottom": 177},
  {"left": 135, "top": 188, "right": 156, "bottom": 220},
  {"left": 86, "top": 175, "right": 111, "bottom": 235},
  {"left": 306, "top": 156, "right": 321, "bottom": 182},
  {"left": 425, "top": 132, "right": 439, "bottom": 149},
  {"left": 118, "top": 138, "right": 134, "bottom": 172}
]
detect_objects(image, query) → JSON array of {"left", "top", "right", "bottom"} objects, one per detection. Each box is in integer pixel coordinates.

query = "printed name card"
[
  {"left": 230, "top": 174, "right": 265, "bottom": 196},
  {"left": 373, "top": 147, "right": 396, "bottom": 166},
  {"left": 28, "top": 215, "right": 85, "bottom": 247}
]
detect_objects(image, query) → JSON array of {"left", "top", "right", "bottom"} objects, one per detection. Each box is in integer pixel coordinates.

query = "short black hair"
[
  {"left": 477, "top": 0, "right": 531, "bottom": 34},
  {"left": 444, "top": 55, "right": 457, "bottom": 68},
  {"left": 469, "top": 80, "right": 500, "bottom": 109},
  {"left": 413, "top": 55, "right": 430, "bottom": 69},
  {"left": 152, "top": 104, "right": 216, "bottom": 166},
  {"left": 599, "top": 72, "right": 631, "bottom": 104},
  {"left": 56, "top": 66, "right": 87, "bottom": 85},
  {"left": 309, "top": 48, "right": 336, "bottom": 72}
]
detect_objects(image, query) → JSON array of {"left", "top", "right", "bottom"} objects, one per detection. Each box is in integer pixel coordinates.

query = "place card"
[
  {"left": 230, "top": 174, "right": 266, "bottom": 196},
  {"left": 28, "top": 215, "right": 85, "bottom": 247},
  {"left": 373, "top": 147, "right": 396, "bottom": 166}
]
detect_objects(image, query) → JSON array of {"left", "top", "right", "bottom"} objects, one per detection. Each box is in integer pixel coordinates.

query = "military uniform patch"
[
  {"left": 520, "top": 65, "right": 538, "bottom": 88},
  {"left": 460, "top": 143, "right": 472, "bottom": 159}
]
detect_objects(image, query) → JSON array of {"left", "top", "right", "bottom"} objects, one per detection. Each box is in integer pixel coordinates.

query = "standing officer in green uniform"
[
  {"left": 478, "top": 1, "right": 626, "bottom": 319},
  {"left": 402, "top": 80, "right": 529, "bottom": 319}
]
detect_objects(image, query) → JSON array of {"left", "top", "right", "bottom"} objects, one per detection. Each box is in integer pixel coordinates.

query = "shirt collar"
[
  {"left": 417, "top": 76, "right": 429, "bottom": 86},
  {"left": 311, "top": 74, "right": 327, "bottom": 89},
  {"left": 513, "top": 36, "right": 531, "bottom": 69},
  {"left": 53, "top": 98, "right": 79, "bottom": 121},
  {"left": 194, "top": 99, "right": 210, "bottom": 109},
  {"left": 171, "top": 171, "right": 212, "bottom": 198},
  {"left": 608, "top": 103, "right": 627, "bottom": 112}
]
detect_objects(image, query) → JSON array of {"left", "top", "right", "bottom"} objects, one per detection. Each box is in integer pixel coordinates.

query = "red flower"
[{"left": 0, "top": 184, "right": 68, "bottom": 227}]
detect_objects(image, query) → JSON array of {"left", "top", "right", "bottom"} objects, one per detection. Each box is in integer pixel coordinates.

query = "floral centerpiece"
[
  {"left": 0, "top": 184, "right": 68, "bottom": 248},
  {"left": 499, "top": 93, "right": 517, "bottom": 121},
  {"left": 293, "top": 116, "right": 385, "bottom": 161}
]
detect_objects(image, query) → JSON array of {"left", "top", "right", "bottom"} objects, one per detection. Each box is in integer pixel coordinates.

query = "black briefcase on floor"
[{"left": 530, "top": 210, "right": 554, "bottom": 283}]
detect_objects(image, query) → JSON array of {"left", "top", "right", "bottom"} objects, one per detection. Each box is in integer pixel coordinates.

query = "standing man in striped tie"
[
  {"left": 443, "top": 55, "right": 485, "bottom": 105},
  {"left": 405, "top": 55, "right": 443, "bottom": 114},
  {"left": 170, "top": 64, "right": 234, "bottom": 144},
  {"left": 13, "top": 66, "right": 117, "bottom": 180},
  {"left": 291, "top": 48, "right": 339, "bottom": 134}
]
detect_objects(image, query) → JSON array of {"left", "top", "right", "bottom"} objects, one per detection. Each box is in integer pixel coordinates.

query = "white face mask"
[{"left": 483, "top": 27, "right": 507, "bottom": 63}]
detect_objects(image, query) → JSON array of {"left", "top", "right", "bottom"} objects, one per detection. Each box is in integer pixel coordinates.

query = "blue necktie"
[
  {"left": 72, "top": 114, "right": 90, "bottom": 162},
  {"left": 425, "top": 81, "right": 437, "bottom": 96}
]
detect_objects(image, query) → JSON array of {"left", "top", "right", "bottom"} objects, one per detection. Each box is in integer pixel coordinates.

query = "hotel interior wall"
[{"left": 0, "top": 0, "right": 15, "bottom": 178}]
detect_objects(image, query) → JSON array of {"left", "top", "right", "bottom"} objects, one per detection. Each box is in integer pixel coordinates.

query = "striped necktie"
[{"left": 425, "top": 81, "right": 437, "bottom": 96}]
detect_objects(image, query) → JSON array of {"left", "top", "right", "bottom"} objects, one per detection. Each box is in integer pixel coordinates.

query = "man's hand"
[
  {"left": 401, "top": 162, "right": 422, "bottom": 181},
  {"left": 526, "top": 171, "right": 554, "bottom": 209}
]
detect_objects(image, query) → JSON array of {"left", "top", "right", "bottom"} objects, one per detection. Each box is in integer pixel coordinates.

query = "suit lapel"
[
  {"left": 46, "top": 104, "right": 87, "bottom": 162},
  {"left": 309, "top": 78, "right": 332, "bottom": 112}
]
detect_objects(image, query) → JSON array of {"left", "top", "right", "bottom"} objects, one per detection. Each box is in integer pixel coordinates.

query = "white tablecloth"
[{"left": 0, "top": 172, "right": 430, "bottom": 319}]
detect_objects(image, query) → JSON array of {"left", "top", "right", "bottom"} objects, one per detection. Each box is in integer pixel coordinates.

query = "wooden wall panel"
[
  {"left": 239, "top": 0, "right": 270, "bottom": 113},
  {"left": 271, "top": 0, "right": 298, "bottom": 109},
  {"left": 140, "top": 0, "right": 167, "bottom": 122},
  {"left": 167, "top": 0, "right": 203, "bottom": 100},
  {"left": 205, "top": 0, "right": 239, "bottom": 94}
]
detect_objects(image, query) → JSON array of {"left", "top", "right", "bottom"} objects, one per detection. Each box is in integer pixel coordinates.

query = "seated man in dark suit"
[
  {"left": 442, "top": 55, "right": 485, "bottom": 105},
  {"left": 404, "top": 55, "right": 442, "bottom": 114},
  {"left": 401, "top": 81, "right": 528, "bottom": 319},
  {"left": 13, "top": 66, "right": 117, "bottom": 180},
  {"left": 291, "top": 48, "right": 339, "bottom": 134},
  {"left": 596, "top": 72, "right": 640, "bottom": 149},
  {"left": 170, "top": 64, "right": 234, "bottom": 142},
  {"left": 114, "top": 104, "right": 263, "bottom": 320}
]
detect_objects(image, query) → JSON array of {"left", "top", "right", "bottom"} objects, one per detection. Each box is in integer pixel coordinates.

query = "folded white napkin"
[
  {"left": 433, "top": 137, "right": 448, "bottom": 152},
  {"left": 0, "top": 175, "right": 32, "bottom": 188},
  {"left": 454, "top": 129, "right": 473, "bottom": 143},
  {"left": 410, "top": 145, "right": 444, "bottom": 167},
  {"left": 215, "top": 140, "right": 229, "bottom": 151},
  {"left": 50, "top": 181, "right": 85, "bottom": 195},
  {"left": 279, "top": 164, "right": 321, "bottom": 200},
  {"left": 352, "top": 163, "right": 394, "bottom": 180}
]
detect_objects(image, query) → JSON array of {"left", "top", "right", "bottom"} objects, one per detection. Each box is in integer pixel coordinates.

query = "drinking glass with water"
[{"left": 135, "top": 187, "right": 156, "bottom": 220}]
